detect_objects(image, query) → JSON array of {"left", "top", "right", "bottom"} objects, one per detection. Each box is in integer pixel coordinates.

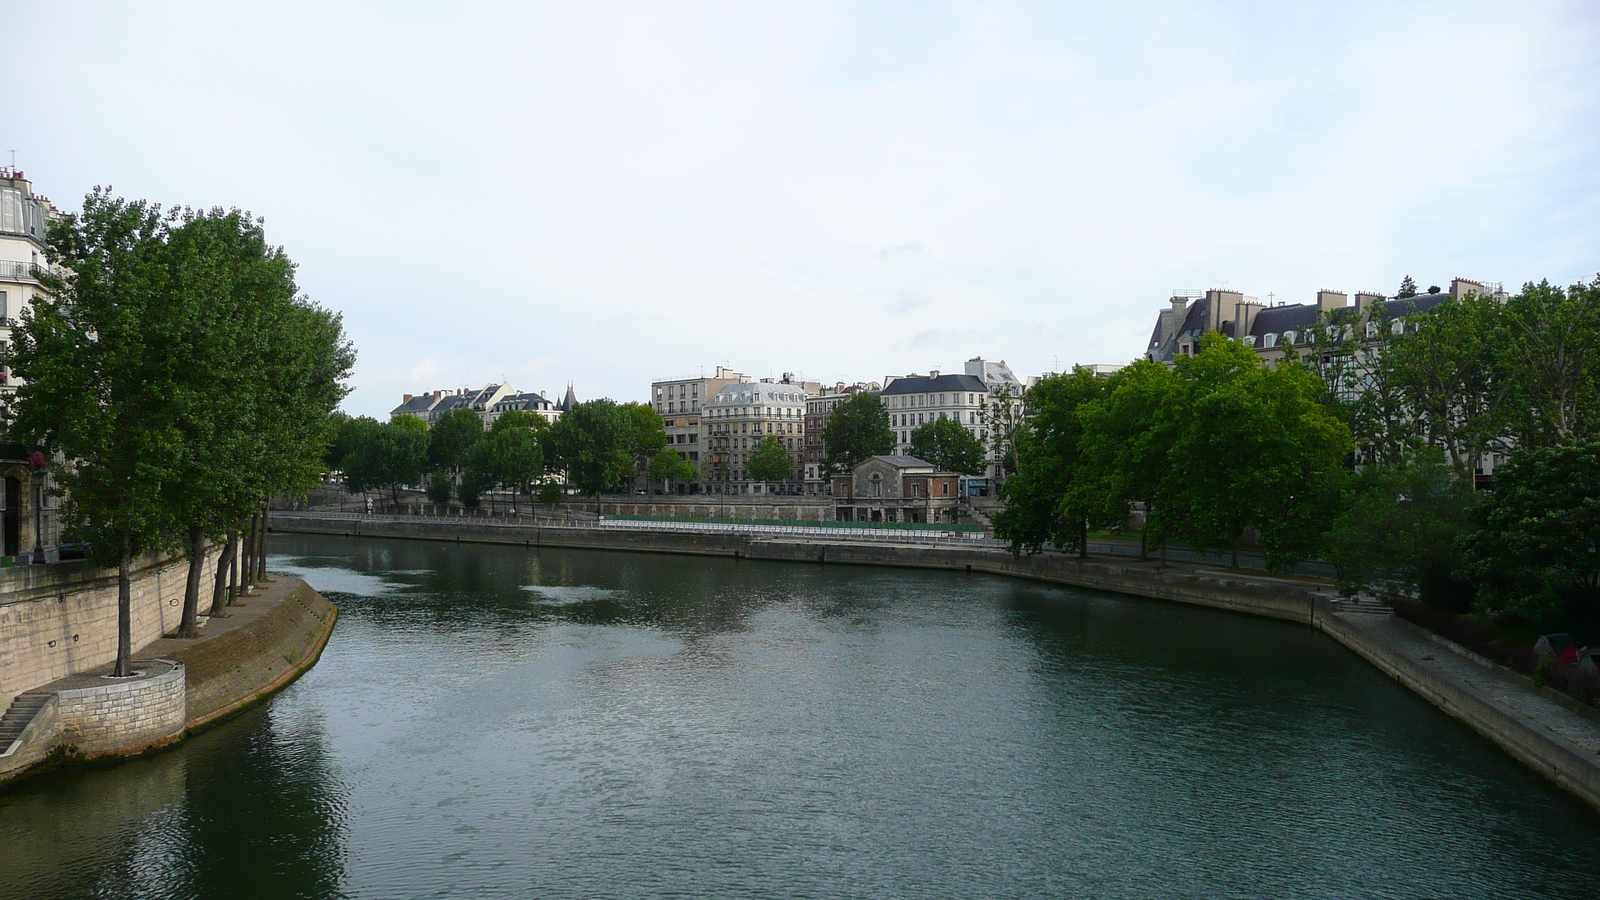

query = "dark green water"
[{"left": 4, "top": 533, "right": 1599, "bottom": 899}]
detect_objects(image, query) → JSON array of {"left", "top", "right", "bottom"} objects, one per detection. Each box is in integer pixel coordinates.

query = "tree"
[
  {"left": 746, "top": 436, "right": 793, "bottom": 489},
  {"left": 992, "top": 368, "right": 1108, "bottom": 556},
  {"left": 426, "top": 472, "right": 452, "bottom": 505},
  {"left": 1494, "top": 277, "right": 1600, "bottom": 446},
  {"left": 429, "top": 408, "right": 483, "bottom": 480},
  {"left": 619, "top": 402, "right": 668, "bottom": 488},
  {"left": 491, "top": 409, "right": 547, "bottom": 434},
  {"left": 1397, "top": 275, "right": 1418, "bottom": 299},
  {"left": 980, "top": 384, "right": 1025, "bottom": 481},
  {"left": 1074, "top": 359, "right": 1181, "bottom": 556},
  {"left": 465, "top": 426, "right": 545, "bottom": 512},
  {"left": 1322, "top": 450, "right": 1477, "bottom": 609},
  {"left": 1383, "top": 291, "right": 1506, "bottom": 476},
  {"left": 1158, "top": 334, "right": 1351, "bottom": 570},
  {"left": 327, "top": 414, "right": 381, "bottom": 472},
  {"left": 543, "top": 399, "right": 636, "bottom": 496},
  {"left": 908, "top": 416, "right": 986, "bottom": 475},
  {"left": 1461, "top": 441, "right": 1600, "bottom": 635},
  {"left": 343, "top": 419, "right": 428, "bottom": 506},
  {"left": 8, "top": 190, "right": 179, "bottom": 675},
  {"left": 648, "top": 447, "right": 697, "bottom": 490},
  {"left": 822, "top": 392, "right": 893, "bottom": 473}
]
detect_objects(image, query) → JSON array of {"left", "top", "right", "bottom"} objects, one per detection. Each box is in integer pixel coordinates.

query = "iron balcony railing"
[{"left": 0, "top": 260, "right": 47, "bottom": 282}]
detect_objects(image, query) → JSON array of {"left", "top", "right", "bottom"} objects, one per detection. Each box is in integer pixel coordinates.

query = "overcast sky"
[{"left": 9, "top": 1, "right": 1598, "bottom": 417}]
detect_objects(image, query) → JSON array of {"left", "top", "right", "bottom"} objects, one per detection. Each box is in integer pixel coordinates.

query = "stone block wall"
[
  {"left": 54, "top": 659, "right": 187, "bottom": 756},
  {"left": 0, "top": 547, "right": 221, "bottom": 702},
  {"left": 567, "top": 497, "right": 835, "bottom": 521}
]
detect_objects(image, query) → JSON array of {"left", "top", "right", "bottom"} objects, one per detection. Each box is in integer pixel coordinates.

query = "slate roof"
[
  {"left": 1148, "top": 290, "right": 1457, "bottom": 362},
  {"left": 867, "top": 455, "right": 937, "bottom": 468},
  {"left": 390, "top": 394, "right": 440, "bottom": 417},
  {"left": 881, "top": 373, "right": 988, "bottom": 395}
]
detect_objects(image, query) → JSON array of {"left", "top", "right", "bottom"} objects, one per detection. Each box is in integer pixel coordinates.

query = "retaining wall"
[
  {"left": 55, "top": 660, "right": 187, "bottom": 756},
  {"left": 0, "top": 547, "right": 222, "bottom": 703},
  {"left": 566, "top": 496, "right": 835, "bottom": 521}
]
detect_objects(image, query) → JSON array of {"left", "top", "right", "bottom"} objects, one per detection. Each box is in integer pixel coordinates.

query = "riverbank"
[
  {"left": 0, "top": 576, "right": 337, "bottom": 787},
  {"left": 270, "top": 512, "right": 1600, "bottom": 813}
]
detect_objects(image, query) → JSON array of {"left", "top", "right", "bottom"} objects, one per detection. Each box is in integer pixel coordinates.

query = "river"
[{"left": 3, "top": 532, "right": 1598, "bottom": 899}]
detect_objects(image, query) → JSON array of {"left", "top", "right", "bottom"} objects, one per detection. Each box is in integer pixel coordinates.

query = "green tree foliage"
[
  {"left": 465, "top": 426, "right": 545, "bottom": 511},
  {"left": 327, "top": 414, "right": 381, "bottom": 471},
  {"left": 1382, "top": 292, "right": 1505, "bottom": 473},
  {"left": 428, "top": 408, "right": 484, "bottom": 477},
  {"left": 1322, "top": 450, "right": 1477, "bottom": 609},
  {"left": 619, "top": 402, "right": 668, "bottom": 485},
  {"left": 648, "top": 447, "right": 697, "bottom": 487},
  {"left": 822, "top": 392, "right": 893, "bottom": 473},
  {"left": 992, "top": 369, "right": 1108, "bottom": 556},
  {"left": 1462, "top": 441, "right": 1600, "bottom": 635},
  {"left": 1159, "top": 335, "right": 1352, "bottom": 569},
  {"left": 490, "top": 409, "right": 547, "bottom": 434},
  {"left": 1493, "top": 277, "right": 1600, "bottom": 446},
  {"left": 980, "top": 384, "right": 1025, "bottom": 480},
  {"left": 8, "top": 190, "right": 353, "bottom": 665},
  {"left": 1397, "top": 275, "right": 1418, "bottom": 299},
  {"left": 426, "top": 472, "right": 452, "bottom": 505},
  {"left": 746, "top": 436, "right": 794, "bottom": 486},
  {"left": 1074, "top": 360, "right": 1180, "bottom": 550},
  {"left": 543, "top": 399, "right": 637, "bottom": 496},
  {"left": 343, "top": 419, "right": 428, "bottom": 505},
  {"left": 908, "top": 416, "right": 986, "bottom": 475}
]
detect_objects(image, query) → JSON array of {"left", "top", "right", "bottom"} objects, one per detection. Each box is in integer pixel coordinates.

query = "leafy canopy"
[{"left": 822, "top": 393, "right": 893, "bottom": 473}]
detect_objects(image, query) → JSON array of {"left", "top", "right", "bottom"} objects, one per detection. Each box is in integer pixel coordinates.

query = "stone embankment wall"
[
  {"left": 163, "top": 580, "right": 336, "bottom": 730},
  {"left": 54, "top": 660, "right": 187, "bottom": 756},
  {"left": 565, "top": 496, "right": 835, "bottom": 521},
  {"left": 0, "top": 548, "right": 221, "bottom": 703}
]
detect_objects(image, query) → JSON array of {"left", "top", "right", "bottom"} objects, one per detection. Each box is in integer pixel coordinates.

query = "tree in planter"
[
  {"left": 746, "top": 436, "right": 793, "bottom": 492},
  {"left": 908, "top": 416, "right": 985, "bottom": 475},
  {"left": 8, "top": 191, "right": 184, "bottom": 675},
  {"left": 822, "top": 393, "right": 893, "bottom": 474},
  {"left": 649, "top": 447, "right": 698, "bottom": 492},
  {"left": 1461, "top": 441, "right": 1600, "bottom": 636}
]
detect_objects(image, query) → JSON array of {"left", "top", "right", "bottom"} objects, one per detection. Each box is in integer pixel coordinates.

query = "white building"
[
  {"left": 650, "top": 366, "right": 748, "bottom": 491},
  {"left": 0, "top": 170, "right": 59, "bottom": 396}
]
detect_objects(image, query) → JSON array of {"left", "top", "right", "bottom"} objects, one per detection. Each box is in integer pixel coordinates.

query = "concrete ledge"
[{"left": 56, "top": 659, "right": 186, "bottom": 757}]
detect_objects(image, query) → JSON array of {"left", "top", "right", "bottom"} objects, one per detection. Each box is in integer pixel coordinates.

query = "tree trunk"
[
  {"left": 256, "top": 504, "right": 269, "bottom": 580},
  {"left": 242, "top": 514, "right": 257, "bottom": 592},
  {"left": 1139, "top": 529, "right": 1148, "bottom": 561},
  {"left": 228, "top": 531, "right": 240, "bottom": 605},
  {"left": 210, "top": 532, "right": 236, "bottom": 615},
  {"left": 178, "top": 522, "right": 205, "bottom": 638},
  {"left": 1079, "top": 520, "right": 1089, "bottom": 558},
  {"left": 115, "top": 531, "right": 132, "bottom": 677}
]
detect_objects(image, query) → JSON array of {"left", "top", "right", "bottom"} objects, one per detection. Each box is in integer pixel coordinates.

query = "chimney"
[
  {"left": 1317, "top": 290, "right": 1348, "bottom": 313},
  {"left": 930, "top": 369, "right": 940, "bottom": 379},
  {"left": 1354, "top": 291, "right": 1383, "bottom": 313},
  {"left": 433, "top": 390, "right": 443, "bottom": 400},
  {"left": 1161, "top": 297, "right": 1189, "bottom": 345},
  {"left": 403, "top": 393, "right": 413, "bottom": 404}
]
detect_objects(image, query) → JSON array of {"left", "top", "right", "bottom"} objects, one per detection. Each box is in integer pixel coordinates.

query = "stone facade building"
[
  {"left": 830, "top": 455, "right": 962, "bottom": 524},
  {"left": 802, "top": 381, "right": 881, "bottom": 493},
  {"left": 701, "top": 376, "right": 817, "bottom": 494},
  {"left": 650, "top": 366, "right": 747, "bottom": 491},
  {"left": 0, "top": 169, "right": 60, "bottom": 398}
]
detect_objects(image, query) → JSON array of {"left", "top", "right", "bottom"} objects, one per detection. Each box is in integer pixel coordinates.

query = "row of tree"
[
  {"left": 4, "top": 189, "right": 354, "bottom": 674},
  {"left": 329, "top": 398, "right": 676, "bottom": 506},
  {"left": 996, "top": 275, "right": 1600, "bottom": 636}
]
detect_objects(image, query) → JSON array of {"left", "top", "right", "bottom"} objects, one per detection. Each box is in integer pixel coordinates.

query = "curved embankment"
[
  {"left": 0, "top": 577, "right": 336, "bottom": 787},
  {"left": 271, "top": 513, "right": 1600, "bottom": 814}
]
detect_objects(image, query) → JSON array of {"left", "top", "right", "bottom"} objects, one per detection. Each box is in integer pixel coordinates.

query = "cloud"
[{"left": 8, "top": 1, "right": 1597, "bottom": 416}]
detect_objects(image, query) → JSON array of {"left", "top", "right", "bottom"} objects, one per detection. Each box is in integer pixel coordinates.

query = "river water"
[{"left": 3, "top": 533, "right": 1598, "bottom": 899}]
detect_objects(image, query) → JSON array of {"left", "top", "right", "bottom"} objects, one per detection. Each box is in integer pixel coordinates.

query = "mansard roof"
[{"left": 881, "top": 373, "right": 988, "bottom": 394}]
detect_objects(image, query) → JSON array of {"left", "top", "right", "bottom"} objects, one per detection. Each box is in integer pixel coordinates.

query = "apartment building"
[
  {"left": 801, "top": 381, "right": 882, "bottom": 491},
  {"left": 649, "top": 366, "right": 748, "bottom": 491},
  {"left": 0, "top": 169, "right": 59, "bottom": 397},
  {"left": 701, "top": 375, "right": 817, "bottom": 494}
]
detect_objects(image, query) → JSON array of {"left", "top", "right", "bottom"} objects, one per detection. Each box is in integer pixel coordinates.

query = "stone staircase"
[
  {"left": 1328, "top": 594, "right": 1393, "bottom": 616},
  {"left": 0, "top": 693, "right": 51, "bottom": 757}
]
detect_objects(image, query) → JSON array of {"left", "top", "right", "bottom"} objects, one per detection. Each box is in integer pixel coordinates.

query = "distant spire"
[{"left": 562, "top": 381, "right": 577, "bottom": 412}]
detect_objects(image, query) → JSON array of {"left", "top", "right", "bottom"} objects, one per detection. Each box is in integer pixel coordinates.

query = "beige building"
[
  {"left": 830, "top": 455, "right": 962, "bottom": 524},
  {"left": 701, "top": 375, "right": 819, "bottom": 494},
  {"left": 650, "top": 366, "right": 748, "bottom": 493}
]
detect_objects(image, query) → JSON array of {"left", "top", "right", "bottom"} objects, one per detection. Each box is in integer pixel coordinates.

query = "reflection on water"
[{"left": 3, "top": 532, "right": 1599, "bottom": 900}]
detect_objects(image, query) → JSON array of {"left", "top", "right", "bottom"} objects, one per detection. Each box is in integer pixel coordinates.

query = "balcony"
[{"left": 0, "top": 260, "right": 46, "bottom": 283}]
